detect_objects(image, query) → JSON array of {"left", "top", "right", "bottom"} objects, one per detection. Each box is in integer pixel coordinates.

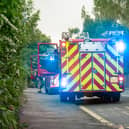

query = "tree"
[
  {"left": 0, "top": 0, "right": 51, "bottom": 128},
  {"left": 81, "top": 2, "right": 129, "bottom": 74},
  {"left": 94, "top": 0, "right": 129, "bottom": 27},
  {"left": 94, "top": 0, "right": 129, "bottom": 74},
  {"left": 81, "top": 5, "right": 127, "bottom": 38},
  {"left": 68, "top": 27, "right": 80, "bottom": 38}
]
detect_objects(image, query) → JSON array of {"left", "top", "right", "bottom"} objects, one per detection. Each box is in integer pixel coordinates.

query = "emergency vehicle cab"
[
  {"left": 37, "top": 43, "right": 59, "bottom": 94},
  {"left": 59, "top": 33, "right": 124, "bottom": 102}
]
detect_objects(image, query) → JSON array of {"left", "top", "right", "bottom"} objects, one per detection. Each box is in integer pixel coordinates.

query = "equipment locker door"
[
  {"left": 80, "top": 53, "right": 92, "bottom": 90},
  {"left": 80, "top": 52, "right": 105, "bottom": 91},
  {"left": 92, "top": 53, "right": 105, "bottom": 91}
]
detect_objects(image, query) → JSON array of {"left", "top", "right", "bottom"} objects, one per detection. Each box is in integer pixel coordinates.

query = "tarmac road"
[
  {"left": 20, "top": 88, "right": 112, "bottom": 129},
  {"left": 76, "top": 90, "right": 129, "bottom": 129}
]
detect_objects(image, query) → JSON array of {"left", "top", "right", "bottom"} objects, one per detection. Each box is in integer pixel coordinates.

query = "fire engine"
[
  {"left": 37, "top": 43, "right": 59, "bottom": 94},
  {"left": 59, "top": 33, "right": 124, "bottom": 102}
]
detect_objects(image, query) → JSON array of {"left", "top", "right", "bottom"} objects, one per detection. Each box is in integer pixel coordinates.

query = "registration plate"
[{"left": 110, "top": 76, "right": 118, "bottom": 83}]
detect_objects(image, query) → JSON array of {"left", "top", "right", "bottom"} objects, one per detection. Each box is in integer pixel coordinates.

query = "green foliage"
[
  {"left": 94, "top": 0, "right": 129, "bottom": 26},
  {"left": 0, "top": 0, "right": 51, "bottom": 128},
  {"left": 81, "top": 4, "right": 128, "bottom": 38},
  {"left": 81, "top": 2, "right": 129, "bottom": 73},
  {"left": 68, "top": 27, "right": 80, "bottom": 38}
]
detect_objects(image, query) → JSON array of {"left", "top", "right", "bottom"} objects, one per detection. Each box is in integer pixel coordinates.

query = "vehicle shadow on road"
[{"left": 75, "top": 97, "right": 121, "bottom": 105}]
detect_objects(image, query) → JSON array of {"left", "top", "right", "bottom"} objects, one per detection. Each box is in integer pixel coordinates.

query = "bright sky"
[{"left": 33, "top": 0, "right": 94, "bottom": 43}]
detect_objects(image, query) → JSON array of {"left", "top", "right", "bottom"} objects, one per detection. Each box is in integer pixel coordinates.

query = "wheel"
[
  {"left": 69, "top": 93, "right": 75, "bottom": 102},
  {"left": 47, "top": 88, "right": 53, "bottom": 95},
  {"left": 102, "top": 96, "right": 110, "bottom": 103},
  {"left": 60, "top": 93, "right": 67, "bottom": 102},
  {"left": 44, "top": 86, "right": 48, "bottom": 94},
  {"left": 112, "top": 93, "right": 120, "bottom": 102},
  {"left": 44, "top": 77, "right": 50, "bottom": 94},
  {"left": 101, "top": 94, "right": 110, "bottom": 103}
]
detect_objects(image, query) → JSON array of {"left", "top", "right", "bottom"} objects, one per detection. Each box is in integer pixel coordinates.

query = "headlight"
[
  {"left": 116, "top": 40, "right": 125, "bottom": 52},
  {"left": 50, "top": 56, "right": 54, "bottom": 61},
  {"left": 61, "top": 77, "right": 67, "bottom": 87}
]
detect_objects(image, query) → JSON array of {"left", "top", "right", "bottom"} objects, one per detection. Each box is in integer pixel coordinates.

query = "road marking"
[
  {"left": 125, "top": 106, "right": 129, "bottom": 110},
  {"left": 79, "top": 106, "right": 124, "bottom": 129}
]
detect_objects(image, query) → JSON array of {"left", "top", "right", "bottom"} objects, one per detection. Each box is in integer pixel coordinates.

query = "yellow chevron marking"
[
  {"left": 105, "top": 73, "right": 113, "bottom": 91},
  {"left": 82, "top": 73, "right": 92, "bottom": 85},
  {"left": 94, "top": 62, "right": 104, "bottom": 75},
  {"left": 81, "top": 77, "right": 92, "bottom": 90},
  {"left": 81, "top": 54, "right": 91, "bottom": 66},
  {"left": 80, "top": 55, "right": 92, "bottom": 91},
  {"left": 81, "top": 63, "right": 91, "bottom": 77},
  {"left": 62, "top": 45, "right": 79, "bottom": 74},
  {"left": 106, "top": 64, "right": 115, "bottom": 74},
  {"left": 106, "top": 85, "right": 112, "bottom": 91},
  {"left": 65, "top": 45, "right": 80, "bottom": 90},
  {"left": 62, "top": 56, "right": 67, "bottom": 64},
  {"left": 119, "top": 65, "right": 123, "bottom": 73},
  {"left": 67, "top": 64, "right": 80, "bottom": 89},
  {"left": 112, "top": 84, "right": 122, "bottom": 91},
  {"left": 95, "top": 58, "right": 111, "bottom": 92},
  {"left": 93, "top": 84, "right": 100, "bottom": 90},
  {"left": 67, "top": 74, "right": 80, "bottom": 91},
  {"left": 107, "top": 45, "right": 118, "bottom": 56},
  {"left": 86, "top": 84, "right": 92, "bottom": 90},
  {"left": 93, "top": 55, "right": 104, "bottom": 89},
  {"left": 62, "top": 65, "right": 67, "bottom": 73},
  {"left": 62, "top": 55, "right": 67, "bottom": 73},
  {"left": 74, "top": 86, "right": 80, "bottom": 92},
  {"left": 106, "top": 54, "right": 116, "bottom": 73},
  {"left": 94, "top": 74, "right": 104, "bottom": 85},
  {"left": 94, "top": 54, "right": 104, "bottom": 66},
  {"left": 69, "top": 63, "right": 79, "bottom": 76},
  {"left": 68, "top": 54, "right": 79, "bottom": 68},
  {"left": 106, "top": 51, "right": 124, "bottom": 74},
  {"left": 108, "top": 52, "right": 123, "bottom": 74},
  {"left": 68, "top": 45, "right": 78, "bottom": 57}
]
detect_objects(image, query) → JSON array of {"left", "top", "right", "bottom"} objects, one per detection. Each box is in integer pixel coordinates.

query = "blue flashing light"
[
  {"left": 61, "top": 77, "right": 67, "bottom": 87},
  {"left": 116, "top": 40, "right": 125, "bottom": 52},
  {"left": 50, "top": 56, "right": 54, "bottom": 61}
]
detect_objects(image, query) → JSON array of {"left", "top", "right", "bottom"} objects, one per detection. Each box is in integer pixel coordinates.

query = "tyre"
[
  {"left": 102, "top": 96, "right": 110, "bottom": 103},
  {"left": 112, "top": 93, "right": 120, "bottom": 102},
  {"left": 60, "top": 93, "right": 67, "bottom": 102},
  {"left": 69, "top": 93, "right": 75, "bottom": 102},
  {"left": 44, "top": 86, "right": 48, "bottom": 94}
]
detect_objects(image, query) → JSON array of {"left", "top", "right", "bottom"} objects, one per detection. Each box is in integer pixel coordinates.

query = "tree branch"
[{"left": 0, "top": 14, "right": 18, "bottom": 31}]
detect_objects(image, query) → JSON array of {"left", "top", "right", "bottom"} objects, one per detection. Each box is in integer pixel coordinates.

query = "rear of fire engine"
[
  {"left": 59, "top": 35, "right": 124, "bottom": 102},
  {"left": 37, "top": 43, "right": 59, "bottom": 94}
]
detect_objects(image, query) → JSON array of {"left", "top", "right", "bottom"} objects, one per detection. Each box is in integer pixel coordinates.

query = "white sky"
[{"left": 33, "top": 0, "right": 94, "bottom": 43}]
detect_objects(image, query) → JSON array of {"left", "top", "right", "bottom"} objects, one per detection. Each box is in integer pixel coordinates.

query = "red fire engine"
[
  {"left": 37, "top": 43, "right": 59, "bottom": 94},
  {"left": 59, "top": 34, "right": 124, "bottom": 102}
]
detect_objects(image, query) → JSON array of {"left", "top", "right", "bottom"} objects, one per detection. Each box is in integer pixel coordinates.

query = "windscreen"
[
  {"left": 39, "top": 44, "right": 57, "bottom": 54},
  {"left": 39, "top": 44, "right": 58, "bottom": 73}
]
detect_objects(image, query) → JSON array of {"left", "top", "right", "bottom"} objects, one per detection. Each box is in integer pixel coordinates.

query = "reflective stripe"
[
  {"left": 93, "top": 53, "right": 105, "bottom": 90},
  {"left": 80, "top": 53, "right": 92, "bottom": 90}
]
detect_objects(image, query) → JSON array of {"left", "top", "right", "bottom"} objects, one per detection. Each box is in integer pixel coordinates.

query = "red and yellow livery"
[{"left": 59, "top": 38, "right": 124, "bottom": 102}]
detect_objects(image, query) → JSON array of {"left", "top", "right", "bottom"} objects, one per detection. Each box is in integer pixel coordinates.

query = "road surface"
[{"left": 20, "top": 88, "right": 112, "bottom": 129}]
